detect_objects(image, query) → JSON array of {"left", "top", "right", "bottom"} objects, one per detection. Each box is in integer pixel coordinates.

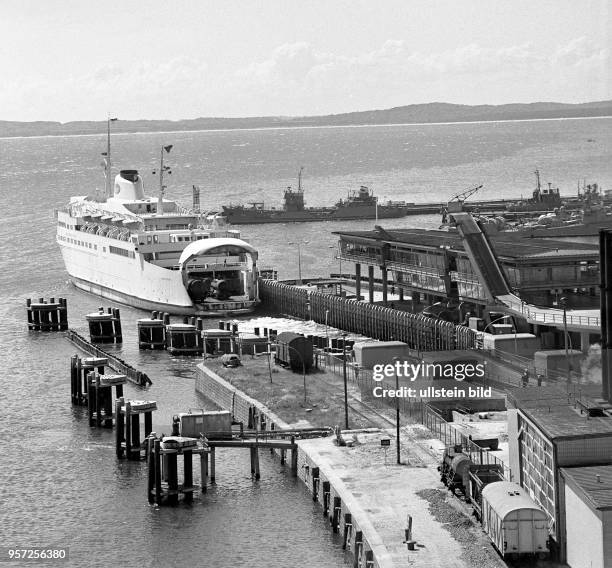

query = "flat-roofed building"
[{"left": 560, "top": 465, "right": 612, "bottom": 568}]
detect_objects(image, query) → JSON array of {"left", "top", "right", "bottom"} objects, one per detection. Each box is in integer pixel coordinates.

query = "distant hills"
[{"left": 2, "top": 100, "right": 611, "bottom": 138}]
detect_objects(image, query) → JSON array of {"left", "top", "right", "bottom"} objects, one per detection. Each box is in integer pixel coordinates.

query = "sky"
[{"left": 1, "top": 0, "right": 610, "bottom": 122}]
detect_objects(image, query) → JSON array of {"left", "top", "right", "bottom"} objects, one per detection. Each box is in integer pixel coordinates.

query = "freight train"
[{"left": 438, "top": 445, "right": 549, "bottom": 560}]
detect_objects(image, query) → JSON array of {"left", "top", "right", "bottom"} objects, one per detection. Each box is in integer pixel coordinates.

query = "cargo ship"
[
  {"left": 56, "top": 120, "right": 260, "bottom": 316},
  {"left": 221, "top": 168, "right": 408, "bottom": 224}
]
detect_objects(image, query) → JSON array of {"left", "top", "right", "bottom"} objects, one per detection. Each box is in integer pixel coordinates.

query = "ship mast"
[
  {"left": 103, "top": 116, "right": 118, "bottom": 197},
  {"left": 298, "top": 166, "right": 304, "bottom": 192},
  {"left": 157, "top": 144, "right": 173, "bottom": 215}
]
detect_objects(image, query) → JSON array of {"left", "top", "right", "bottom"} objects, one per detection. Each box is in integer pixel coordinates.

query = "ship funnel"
[{"left": 113, "top": 170, "right": 146, "bottom": 200}]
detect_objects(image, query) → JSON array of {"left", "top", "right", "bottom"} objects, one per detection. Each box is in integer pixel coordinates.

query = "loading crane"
[{"left": 446, "top": 185, "right": 483, "bottom": 213}]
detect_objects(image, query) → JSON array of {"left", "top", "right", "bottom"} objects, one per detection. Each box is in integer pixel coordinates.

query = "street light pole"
[
  {"left": 393, "top": 356, "right": 401, "bottom": 465},
  {"left": 342, "top": 333, "right": 349, "bottom": 430}
]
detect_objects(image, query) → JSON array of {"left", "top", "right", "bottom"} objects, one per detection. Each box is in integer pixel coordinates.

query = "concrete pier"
[{"left": 195, "top": 363, "right": 501, "bottom": 567}]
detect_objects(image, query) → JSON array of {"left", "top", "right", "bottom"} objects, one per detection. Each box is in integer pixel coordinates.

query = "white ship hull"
[{"left": 57, "top": 200, "right": 259, "bottom": 317}]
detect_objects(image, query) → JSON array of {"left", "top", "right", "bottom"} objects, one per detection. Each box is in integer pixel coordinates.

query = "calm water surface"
[{"left": 1, "top": 118, "right": 610, "bottom": 567}]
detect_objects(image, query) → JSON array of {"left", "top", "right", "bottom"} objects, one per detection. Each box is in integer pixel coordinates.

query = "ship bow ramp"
[{"left": 178, "top": 238, "right": 258, "bottom": 304}]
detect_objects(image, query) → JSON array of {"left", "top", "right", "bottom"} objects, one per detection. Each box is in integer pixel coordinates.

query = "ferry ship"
[{"left": 56, "top": 122, "right": 260, "bottom": 316}]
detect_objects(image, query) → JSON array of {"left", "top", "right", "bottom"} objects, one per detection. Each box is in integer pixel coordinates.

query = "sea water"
[{"left": 1, "top": 117, "right": 610, "bottom": 567}]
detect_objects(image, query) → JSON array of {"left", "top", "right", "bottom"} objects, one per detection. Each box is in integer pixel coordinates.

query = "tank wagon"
[
  {"left": 481, "top": 481, "right": 548, "bottom": 559},
  {"left": 439, "top": 445, "right": 504, "bottom": 500},
  {"left": 274, "top": 332, "right": 313, "bottom": 372},
  {"left": 439, "top": 445, "right": 472, "bottom": 496}
]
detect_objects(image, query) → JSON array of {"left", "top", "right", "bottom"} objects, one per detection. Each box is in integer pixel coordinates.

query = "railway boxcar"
[
  {"left": 275, "top": 332, "right": 313, "bottom": 372},
  {"left": 481, "top": 481, "right": 548, "bottom": 559}
]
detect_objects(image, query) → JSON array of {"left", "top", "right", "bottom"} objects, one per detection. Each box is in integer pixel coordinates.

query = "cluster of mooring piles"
[
  {"left": 26, "top": 297, "right": 68, "bottom": 331},
  {"left": 201, "top": 322, "right": 276, "bottom": 357},
  {"left": 69, "top": 353, "right": 154, "bottom": 437},
  {"left": 137, "top": 311, "right": 204, "bottom": 355},
  {"left": 85, "top": 307, "right": 123, "bottom": 343}
]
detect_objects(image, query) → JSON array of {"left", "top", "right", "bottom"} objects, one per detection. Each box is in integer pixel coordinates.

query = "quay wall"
[
  {"left": 195, "top": 363, "right": 391, "bottom": 567},
  {"left": 259, "top": 280, "right": 476, "bottom": 351}
]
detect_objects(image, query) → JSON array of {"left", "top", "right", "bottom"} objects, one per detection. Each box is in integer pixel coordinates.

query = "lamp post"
[
  {"left": 393, "top": 356, "right": 401, "bottom": 465},
  {"left": 342, "top": 333, "right": 349, "bottom": 430},
  {"left": 289, "top": 240, "right": 309, "bottom": 284},
  {"left": 560, "top": 297, "right": 571, "bottom": 384}
]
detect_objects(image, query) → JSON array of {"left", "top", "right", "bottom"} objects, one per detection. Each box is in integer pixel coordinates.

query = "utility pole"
[
  {"left": 342, "top": 333, "right": 349, "bottom": 430},
  {"left": 394, "top": 356, "right": 401, "bottom": 464}
]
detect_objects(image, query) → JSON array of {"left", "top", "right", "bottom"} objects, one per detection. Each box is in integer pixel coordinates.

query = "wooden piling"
[
  {"left": 290, "top": 436, "right": 298, "bottom": 476},
  {"left": 147, "top": 436, "right": 156, "bottom": 504},
  {"left": 167, "top": 452, "right": 179, "bottom": 506},
  {"left": 210, "top": 446, "right": 216, "bottom": 483},
  {"left": 154, "top": 438, "right": 162, "bottom": 505},
  {"left": 354, "top": 531, "right": 363, "bottom": 568},
  {"left": 200, "top": 450, "right": 209, "bottom": 493},
  {"left": 322, "top": 481, "right": 331, "bottom": 516},
  {"left": 343, "top": 513, "right": 353, "bottom": 550},
  {"left": 332, "top": 496, "right": 342, "bottom": 533},
  {"left": 115, "top": 398, "right": 125, "bottom": 458},
  {"left": 184, "top": 450, "right": 194, "bottom": 503}
]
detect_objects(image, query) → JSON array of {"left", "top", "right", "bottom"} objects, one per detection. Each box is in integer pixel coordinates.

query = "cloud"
[{"left": 1, "top": 36, "right": 609, "bottom": 121}]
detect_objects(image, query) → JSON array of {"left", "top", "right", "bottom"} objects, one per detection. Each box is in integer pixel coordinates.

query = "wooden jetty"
[{"left": 66, "top": 329, "right": 152, "bottom": 386}]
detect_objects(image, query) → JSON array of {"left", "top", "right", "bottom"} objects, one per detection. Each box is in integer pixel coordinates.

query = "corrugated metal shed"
[
  {"left": 561, "top": 466, "right": 612, "bottom": 510},
  {"left": 481, "top": 481, "right": 546, "bottom": 519}
]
